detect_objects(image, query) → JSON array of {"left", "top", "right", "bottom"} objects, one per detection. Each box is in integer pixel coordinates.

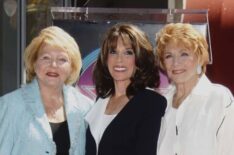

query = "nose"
[
  {"left": 50, "top": 59, "right": 58, "bottom": 67},
  {"left": 117, "top": 53, "right": 123, "bottom": 62},
  {"left": 172, "top": 56, "right": 181, "bottom": 66}
]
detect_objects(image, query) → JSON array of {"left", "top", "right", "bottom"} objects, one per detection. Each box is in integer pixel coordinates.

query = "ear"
[
  {"left": 33, "top": 61, "right": 38, "bottom": 76},
  {"left": 196, "top": 64, "right": 202, "bottom": 75}
]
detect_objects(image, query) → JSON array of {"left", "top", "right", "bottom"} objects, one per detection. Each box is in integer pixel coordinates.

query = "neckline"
[{"left": 49, "top": 120, "right": 67, "bottom": 125}]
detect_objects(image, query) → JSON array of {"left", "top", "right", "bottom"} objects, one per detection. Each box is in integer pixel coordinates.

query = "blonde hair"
[
  {"left": 24, "top": 26, "right": 82, "bottom": 84},
  {"left": 156, "top": 23, "right": 209, "bottom": 74}
]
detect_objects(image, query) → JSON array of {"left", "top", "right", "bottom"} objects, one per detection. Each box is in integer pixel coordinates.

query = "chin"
[
  {"left": 171, "top": 78, "right": 186, "bottom": 84},
  {"left": 45, "top": 80, "right": 63, "bottom": 87}
]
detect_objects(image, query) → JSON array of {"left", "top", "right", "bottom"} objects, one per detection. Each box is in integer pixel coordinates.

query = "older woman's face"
[
  {"left": 34, "top": 44, "right": 72, "bottom": 88},
  {"left": 163, "top": 41, "right": 199, "bottom": 85},
  {"left": 107, "top": 37, "right": 136, "bottom": 87}
]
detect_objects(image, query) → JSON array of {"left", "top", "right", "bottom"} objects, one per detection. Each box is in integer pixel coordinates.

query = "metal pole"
[{"left": 18, "top": 0, "right": 26, "bottom": 85}]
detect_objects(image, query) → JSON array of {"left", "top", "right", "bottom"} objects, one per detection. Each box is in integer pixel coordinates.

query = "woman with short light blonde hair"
[
  {"left": 24, "top": 26, "right": 82, "bottom": 84},
  {"left": 0, "top": 26, "right": 92, "bottom": 155},
  {"left": 156, "top": 23, "right": 234, "bottom": 155},
  {"left": 156, "top": 23, "right": 209, "bottom": 74}
]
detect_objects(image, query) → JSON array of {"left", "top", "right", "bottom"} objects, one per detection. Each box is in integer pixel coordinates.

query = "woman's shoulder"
[
  {"left": 209, "top": 83, "right": 233, "bottom": 106},
  {"left": 140, "top": 88, "right": 167, "bottom": 102},
  {"left": 195, "top": 76, "right": 233, "bottom": 111},
  {"left": 197, "top": 75, "right": 233, "bottom": 99},
  {"left": 0, "top": 87, "right": 25, "bottom": 106},
  {"left": 205, "top": 83, "right": 234, "bottom": 125},
  {"left": 64, "top": 85, "right": 94, "bottom": 114},
  {"left": 135, "top": 88, "right": 167, "bottom": 112},
  {"left": 210, "top": 83, "right": 233, "bottom": 96},
  {"left": 65, "top": 85, "right": 93, "bottom": 102},
  {"left": 0, "top": 87, "right": 27, "bottom": 124}
]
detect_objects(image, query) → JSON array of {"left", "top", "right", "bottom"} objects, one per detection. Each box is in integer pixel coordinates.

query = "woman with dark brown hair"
[{"left": 85, "top": 23, "right": 167, "bottom": 155}]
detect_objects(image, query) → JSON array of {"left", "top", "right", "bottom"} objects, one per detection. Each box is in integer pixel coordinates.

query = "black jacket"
[{"left": 86, "top": 89, "right": 167, "bottom": 155}]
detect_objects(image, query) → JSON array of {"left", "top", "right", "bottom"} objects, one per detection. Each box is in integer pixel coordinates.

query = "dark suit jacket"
[{"left": 86, "top": 89, "right": 167, "bottom": 155}]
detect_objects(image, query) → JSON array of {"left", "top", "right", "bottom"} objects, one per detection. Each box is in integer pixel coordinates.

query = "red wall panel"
[{"left": 187, "top": 0, "right": 234, "bottom": 93}]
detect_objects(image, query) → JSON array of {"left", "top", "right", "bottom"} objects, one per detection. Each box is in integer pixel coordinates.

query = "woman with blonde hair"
[
  {"left": 0, "top": 26, "right": 92, "bottom": 155},
  {"left": 156, "top": 23, "right": 234, "bottom": 155}
]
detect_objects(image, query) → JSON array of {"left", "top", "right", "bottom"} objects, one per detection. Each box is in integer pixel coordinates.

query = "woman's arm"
[
  {"left": 0, "top": 97, "right": 14, "bottom": 154},
  {"left": 217, "top": 92, "right": 234, "bottom": 155}
]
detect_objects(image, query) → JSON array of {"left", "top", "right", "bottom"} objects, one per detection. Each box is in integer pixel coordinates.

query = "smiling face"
[
  {"left": 163, "top": 41, "right": 199, "bottom": 85},
  {"left": 34, "top": 44, "right": 72, "bottom": 89},
  {"left": 107, "top": 37, "right": 136, "bottom": 87}
]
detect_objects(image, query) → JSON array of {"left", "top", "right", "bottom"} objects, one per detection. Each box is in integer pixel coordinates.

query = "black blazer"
[{"left": 86, "top": 89, "right": 167, "bottom": 155}]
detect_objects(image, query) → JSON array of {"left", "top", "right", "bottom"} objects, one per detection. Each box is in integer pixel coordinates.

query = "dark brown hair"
[{"left": 93, "top": 23, "right": 160, "bottom": 98}]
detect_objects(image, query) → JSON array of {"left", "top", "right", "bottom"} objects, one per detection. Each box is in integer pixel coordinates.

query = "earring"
[{"left": 196, "top": 64, "right": 202, "bottom": 75}]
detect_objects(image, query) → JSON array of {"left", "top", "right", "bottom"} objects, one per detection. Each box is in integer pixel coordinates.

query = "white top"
[
  {"left": 85, "top": 97, "right": 117, "bottom": 152},
  {"left": 157, "top": 75, "right": 234, "bottom": 155},
  {"left": 158, "top": 106, "right": 178, "bottom": 155},
  {"left": 96, "top": 113, "right": 116, "bottom": 146}
]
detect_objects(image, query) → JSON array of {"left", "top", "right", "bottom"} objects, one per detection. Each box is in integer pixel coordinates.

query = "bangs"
[
  {"left": 169, "top": 38, "right": 196, "bottom": 53},
  {"left": 42, "top": 38, "right": 68, "bottom": 54},
  {"left": 107, "top": 32, "right": 132, "bottom": 51},
  {"left": 107, "top": 35, "right": 118, "bottom": 51}
]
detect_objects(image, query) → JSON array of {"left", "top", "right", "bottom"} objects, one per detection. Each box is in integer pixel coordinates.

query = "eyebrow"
[
  {"left": 164, "top": 51, "right": 172, "bottom": 54},
  {"left": 125, "top": 48, "right": 133, "bottom": 50},
  {"left": 164, "top": 48, "right": 189, "bottom": 53}
]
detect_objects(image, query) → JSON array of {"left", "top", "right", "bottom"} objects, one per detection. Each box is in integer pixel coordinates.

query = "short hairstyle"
[
  {"left": 156, "top": 23, "right": 209, "bottom": 74},
  {"left": 24, "top": 26, "right": 82, "bottom": 84},
  {"left": 93, "top": 23, "right": 160, "bottom": 98}
]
